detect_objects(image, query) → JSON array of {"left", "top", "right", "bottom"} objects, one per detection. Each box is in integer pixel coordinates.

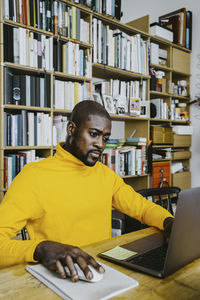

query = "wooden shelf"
[
  {"left": 150, "top": 64, "right": 172, "bottom": 72},
  {"left": 150, "top": 91, "right": 171, "bottom": 97},
  {"left": 92, "top": 63, "right": 150, "bottom": 80},
  {"left": 153, "top": 158, "right": 171, "bottom": 162},
  {"left": 4, "top": 104, "right": 51, "bottom": 111},
  {"left": 54, "top": 71, "right": 92, "bottom": 82},
  {"left": 3, "top": 146, "right": 52, "bottom": 150},
  {"left": 93, "top": 12, "right": 149, "bottom": 37},
  {"left": 122, "top": 174, "right": 148, "bottom": 179}
]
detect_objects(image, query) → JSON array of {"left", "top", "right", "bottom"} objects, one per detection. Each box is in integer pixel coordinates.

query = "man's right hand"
[{"left": 34, "top": 241, "right": 105, "bottom": 282}]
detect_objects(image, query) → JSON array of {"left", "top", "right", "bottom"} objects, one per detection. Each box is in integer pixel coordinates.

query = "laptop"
[{"left": 99, "top": 187, "right": 200, "bottom": 278}]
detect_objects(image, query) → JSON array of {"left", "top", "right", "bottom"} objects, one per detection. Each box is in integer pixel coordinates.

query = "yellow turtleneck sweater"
[{"left": 0, "top": 143, "right": 172, "bottom": 268}]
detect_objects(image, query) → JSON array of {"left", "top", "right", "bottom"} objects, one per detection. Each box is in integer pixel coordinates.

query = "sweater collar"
[{"left": 55, "top": 142, "right": 96, "bottom": 169}]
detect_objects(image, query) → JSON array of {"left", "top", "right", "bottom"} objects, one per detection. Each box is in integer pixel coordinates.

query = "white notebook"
[{"left": 26, "top": 262, "right": 139, "bottom": 300}]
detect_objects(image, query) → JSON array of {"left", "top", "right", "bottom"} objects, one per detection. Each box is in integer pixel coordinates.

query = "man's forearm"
[{"left": 0, "top": 238, "right": 45, "bottom": 268}]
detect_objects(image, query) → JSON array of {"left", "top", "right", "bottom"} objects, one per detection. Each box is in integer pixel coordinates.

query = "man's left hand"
[{"left": 163, "top": 217, "right": 174, "bottom": 243}]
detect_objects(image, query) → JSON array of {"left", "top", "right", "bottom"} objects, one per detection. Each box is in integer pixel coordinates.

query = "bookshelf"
[
  {"left": 149, "top": 35, "right": 191, "bottom": 191},
  {"left": 0, "top": 1, "right": 192, "bottom": 202},
  {"left": 0, "top": 0, "right": 93, "bottom": 200}
]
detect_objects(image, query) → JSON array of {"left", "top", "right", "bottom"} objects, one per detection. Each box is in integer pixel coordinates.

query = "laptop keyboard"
[{"left": 129, "top": 245, "right": 168, "bottom": 272}]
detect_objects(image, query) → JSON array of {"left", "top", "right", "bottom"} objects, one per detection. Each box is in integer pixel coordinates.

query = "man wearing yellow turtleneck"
[{"left": 0, "top": 100, "right": 173, "bottom": 282}]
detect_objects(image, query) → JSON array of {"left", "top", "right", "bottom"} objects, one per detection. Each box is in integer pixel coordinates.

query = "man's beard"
[{"left": 82, "top": 150, "right": 101, "bottom": 166}]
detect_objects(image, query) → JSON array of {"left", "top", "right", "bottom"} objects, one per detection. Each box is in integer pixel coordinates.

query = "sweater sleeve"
[
  {"left": 112, "top": 175, "right": 173, "bottom": 230},
  {"left": 0, "top": 164, "right": 46, "bottom": 268}
]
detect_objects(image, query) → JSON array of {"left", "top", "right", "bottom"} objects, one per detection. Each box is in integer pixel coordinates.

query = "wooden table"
[{"left": 1, "top": 227, "right": 200, "bottom": 300}]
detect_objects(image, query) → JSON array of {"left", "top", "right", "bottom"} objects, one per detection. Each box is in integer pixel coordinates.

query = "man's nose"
[{"left": 94, "top": 137, "right": 104, "bottom": 149}]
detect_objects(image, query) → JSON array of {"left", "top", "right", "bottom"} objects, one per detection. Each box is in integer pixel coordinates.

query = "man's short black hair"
[{"left": 69, "top": 100, "right": 111, "bottom": 127}]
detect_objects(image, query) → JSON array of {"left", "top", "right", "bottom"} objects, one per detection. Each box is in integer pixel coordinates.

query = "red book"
[
  {"left": 22, "top": 0, "right": 27, "bottom": 25},
  {"left": 4, "top": 157, "right": 8, "bottom": 189}
]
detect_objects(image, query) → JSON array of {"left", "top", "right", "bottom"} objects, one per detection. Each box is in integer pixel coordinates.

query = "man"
[{"left": 0, "top": 100, "right": 173, "bottom": 282}]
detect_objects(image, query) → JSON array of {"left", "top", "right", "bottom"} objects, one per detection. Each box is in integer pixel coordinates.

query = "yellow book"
[
  {"left": 62, "top": 44, "right": 66, "bottom": 73},
  {"left": 74, "top": 82, "right": 79, "bottom": 105}
]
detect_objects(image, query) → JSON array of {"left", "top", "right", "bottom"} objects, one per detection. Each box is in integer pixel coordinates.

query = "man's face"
[{"left": 70, "top": 115, "right": 111, "bottom": 166}]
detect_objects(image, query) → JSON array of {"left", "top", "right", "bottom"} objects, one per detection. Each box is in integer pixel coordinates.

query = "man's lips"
[{"left": 88, "top": 150, "right": 102, "bottom": 159}]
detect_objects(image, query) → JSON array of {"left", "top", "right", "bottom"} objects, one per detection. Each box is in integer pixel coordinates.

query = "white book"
[
  {"left": 40, "top": 78, "right": 45, "bottom": 107},
  {"left": 61, "top": 116, "right": 68, "bottom": 141},
  {"left": 75, "top": 43, "right": 80, "bottom": 76},
  {"left": 7, "top": 156, "right": 12, "bottom": 187},
  {"left": 4, "top": 0, "right": 9, "bottom": 19},
  {"left": 68, "top": 42, "right": 74, "bottom": 75},
  {"left": 44, "top": 38, "right": 49, "bottom": 70},
  {"left": 97, "top": 19, "right": 102, "bottom": 64},
  {"left": 26, "top": 29, "right": 30, "bottom": 66},
  {"left": 29, "top": 32, "right": 34, "bottom": 67},
  {"left": 172, "top": 125, "right": 193, "bottom": 135},
  {"left": 13, "top": 0, "right": 16, "bottom": 22},
  {"left": 129, "top": 147, "right": 136, "bottom": 175},
  {"left": 36, "top": 112, "right": 42, "bottom": 146},
  {"left": 69, "top": 81, "right": 75, "bottom": 110},
  {"left": 135, "top": 148, "right": 142, "bottom": 175},
  {"left": 19, "top": 27, "right": 26, "bottom": 65},
  {"left": 13, "top": 28, "right": 19, "bottom": 64},
  {"left": 33, "top": 38, "right": 38, "bottom": 68},
  {"left": 53, "top": 115, "right": 63, "bottom": 144},
  {"left": 53, "top": 125, "right": 57, "bottom": 146},
  {"left": 150, "top": 43, "right": 159, "bottom": 65},
  {"left": 126, "top": 39, "right": 131, "bottom": 71},
  {"left": 26, "top": 262, "right": 138, "bottom": 300},
  {"left": 27, "top": 112, "right": 35, "bottom": 146},
  {"left": 92, "top": 18, "right": 97, "bottom": 63}
]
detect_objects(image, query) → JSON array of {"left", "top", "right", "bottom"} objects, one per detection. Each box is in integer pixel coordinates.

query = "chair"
[
  {"left": 124, "top": 186, "right": 181, "bottom": 233},
  {"left": 21, "top": 227, "right": 27, "bottom": 240}
]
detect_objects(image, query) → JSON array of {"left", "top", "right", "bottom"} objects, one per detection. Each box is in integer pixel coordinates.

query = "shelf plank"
[
  {"left": 4, "top": 104, "right": 51, "bottom": 111},
  {"left": 150, "top": 64, "right": 172, "bottom": 72},
  {"left": 54, "top": 71, "right": 92, "bottom": 81},
  {"left": 4, "top": 62, "right": 46, "bottom": 74},
  {"left": 122, "top": 173, "right": 148, "bottom": 179},
  {"left": 92, "top": 63, "right": 150, "bottom": 80},
  {"left": 3, "top": 146, "right": 52, "bottom": 150}
]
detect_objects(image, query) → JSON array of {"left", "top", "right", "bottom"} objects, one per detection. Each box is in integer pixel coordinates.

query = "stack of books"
[{"left": 159, "top": 8, "right": 192, "bottom": 50}]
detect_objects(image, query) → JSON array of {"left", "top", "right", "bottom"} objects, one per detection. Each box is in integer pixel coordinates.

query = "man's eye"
[
  {"left": 90, "top": 132, "right": 97, "bottom": 137},
  {"left": 103, "top": 137, "right": 109, "bottom": 143}
]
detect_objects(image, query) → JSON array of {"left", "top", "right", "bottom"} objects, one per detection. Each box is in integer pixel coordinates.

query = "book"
[
  {"left": 26, "top": 262, "right": 138, "bottom": 300},
  {"left": 159, "top": 15, "right": 180, "bottom": 44},
  {"left": 159, "top": 8, "right": 186, "bottom": 46},
  {"left": 150, "top": 22, "right": 173, "bottom": 42},
  {"left": 185, "top": 11, "right": 192, "bottom": 50}
]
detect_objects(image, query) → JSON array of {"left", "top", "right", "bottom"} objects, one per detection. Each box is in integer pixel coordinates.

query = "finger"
[
  {"left": 75, "top": 249, "right": 105, "bottom": 273},
  {"left": 65, "top": 255, "right": 79, "bottom": 282},
  {"left": 76, "top": 256, "right": 93, "bottom": 280},
  {"left": 56, "top": 260, "right": 66, "bottom": 279},
  {"left": 87, "top": 255, "right": 105, "bottom": 274}
]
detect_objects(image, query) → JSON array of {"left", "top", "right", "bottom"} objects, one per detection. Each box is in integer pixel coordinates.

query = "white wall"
[{"left": 121, "top": 0, "right": 200, "bottom": 187}]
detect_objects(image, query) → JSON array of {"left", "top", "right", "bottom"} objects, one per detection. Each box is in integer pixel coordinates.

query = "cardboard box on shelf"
[
  {"left": 151, "top": 126, "right": 164, "bottom": 143},
  {"left": 172, "top": 171, "right": 191, "bottom": 190},
  {"left": 172, "top": 48, "right": 190, "bottom": 74},
  {"left": 172, "top": 151, "right": 191, "bottom": 160},
  {"left": 151, "top": 126, "right": 173, "bottom": 144},
  {"left": 173, "top": 134, "right": 191, "bottom": 147},
  {"left": 164, "top": 127, "right": 173, "bottom": 144}
]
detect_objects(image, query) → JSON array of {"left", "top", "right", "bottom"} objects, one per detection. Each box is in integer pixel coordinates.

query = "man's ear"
[{"left": 67, "top": 121, "right": 76, "bottom": 137}]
